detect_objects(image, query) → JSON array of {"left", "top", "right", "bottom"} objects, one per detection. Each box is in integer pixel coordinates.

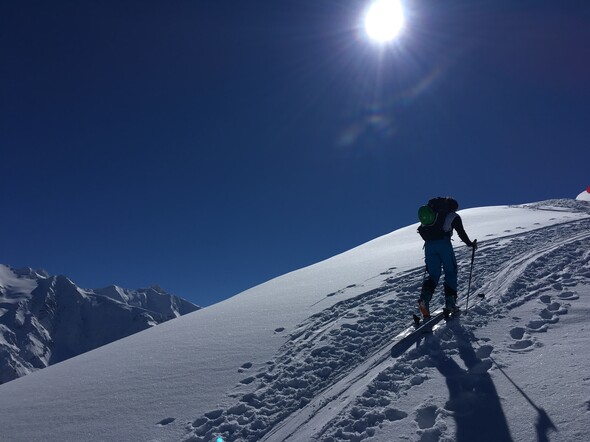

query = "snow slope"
[
  {"left": 0, "top": 200, "right": 588, "bottom": 442},
  {"left": 0, "top": 266, "right": 199, "bottom": 383}
]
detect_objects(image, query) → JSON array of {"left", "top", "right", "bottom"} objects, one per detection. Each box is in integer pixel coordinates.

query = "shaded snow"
[{"left": 0, "top": 200, "right": 588, "bottom": 442}]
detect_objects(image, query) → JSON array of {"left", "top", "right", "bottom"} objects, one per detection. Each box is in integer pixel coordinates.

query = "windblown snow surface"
[{"left": 0, "top": 199, "right": 589, "bottom": 442}]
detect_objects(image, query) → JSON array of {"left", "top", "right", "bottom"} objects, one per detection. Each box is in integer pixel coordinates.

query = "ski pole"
[{"left": 465, "top": 240, "right": 477, "bottom": 310}]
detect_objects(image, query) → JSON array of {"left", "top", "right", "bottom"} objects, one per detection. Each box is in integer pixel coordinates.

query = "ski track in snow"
[{"left": 183, "top": 203, "right": 590, "bottom": 442}]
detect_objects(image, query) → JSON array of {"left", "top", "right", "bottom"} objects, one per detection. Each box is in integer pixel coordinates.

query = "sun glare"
[{"left": 364, "top": 0, "right": 405, "bottom": 44}]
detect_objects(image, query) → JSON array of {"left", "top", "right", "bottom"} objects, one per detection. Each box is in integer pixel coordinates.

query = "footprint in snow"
[
  {"left": 508, "top": 339, "right": 536, "bottom": 352},
  {"left": 475, "top": 344, "right": 493, "bottom": 359},
  {"left": 274, "top": 327, "right": 285, "bottom": 333},
  {"left": 547, "top": 302, "right": 566, "bottom": 313},
  {"left": 508, "top": 327, "right": 536, "bottom": 351},
  {"left": 204, "top": 409, "right": 223, "bottom": 420},
  {"left": 509, "top": 327, "right": 526, "bottom": 340},
  {"left": 558, "top": 291, "right": 579, "bottom": 301},
  {"left": 416, "top": 405, "right": 438, "bottom": 429},
  {"left": 238, "top": 362, "right": 253, "bottom": 372},
  {"left": 539, "top": 295, "right": 552, "bottom": 304},
  {"left": 156, "top": 417, "right": 175, "bottom": 426},
  {"left": 385, "top": 408, "right": 408, "bottom": 421},
  {"left": 527, "top": 320, "right": 549, "bottom": 333},
  {"left": 525, "top": 301, "right": 567, "bottom": 334},
  {"left": 539, "top": 309, "right": 560, "bottom": 323}
]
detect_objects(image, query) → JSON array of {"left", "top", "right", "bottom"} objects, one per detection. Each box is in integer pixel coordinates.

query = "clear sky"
[{"left": 1, "top": 1, "right": 588, "bottom": 306}]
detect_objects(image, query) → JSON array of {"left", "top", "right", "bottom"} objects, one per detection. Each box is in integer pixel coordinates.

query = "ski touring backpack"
[{"left": 417, "top": 197, "right": 459, "bottom": 241}]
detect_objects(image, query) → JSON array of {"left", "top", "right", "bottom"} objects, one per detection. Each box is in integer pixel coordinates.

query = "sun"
[{"left": 364, "top": 0, "right": 405, "bottom": 44}]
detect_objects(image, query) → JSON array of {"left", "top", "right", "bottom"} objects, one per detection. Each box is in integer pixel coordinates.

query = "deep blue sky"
[{"left": 1, "top": 1, "right": 588, "bottom": 306}]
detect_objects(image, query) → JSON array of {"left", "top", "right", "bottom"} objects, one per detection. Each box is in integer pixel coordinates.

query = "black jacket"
[{"left": 448, "top": 213, "right": 474, "bottom": 246}]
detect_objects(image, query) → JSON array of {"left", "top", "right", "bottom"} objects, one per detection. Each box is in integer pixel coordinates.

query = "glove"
[{"left": 470, "top": 239, "right": 478, "bottom": 251}]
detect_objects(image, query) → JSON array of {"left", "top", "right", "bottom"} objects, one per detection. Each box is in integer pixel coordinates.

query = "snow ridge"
[
  {"left": 0, "top": 266, "right": 199, "bottom": 384},
  {"left": 183, "top": 205, "right": 590, "bottom": 442}
]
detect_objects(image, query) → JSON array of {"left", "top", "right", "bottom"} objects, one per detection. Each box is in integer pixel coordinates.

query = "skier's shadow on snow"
[{"left": 423, "top": 320, "right": 514, "bottom": 442}]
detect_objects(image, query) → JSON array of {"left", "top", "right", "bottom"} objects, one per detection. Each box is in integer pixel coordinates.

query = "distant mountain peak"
[{"left": 0, "top": 264, "right": 200, "bottom": 384}]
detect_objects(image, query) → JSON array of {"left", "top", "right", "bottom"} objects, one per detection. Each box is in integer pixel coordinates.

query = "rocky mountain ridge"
[{"left": 0, "top": 265, "right": 199, "bottom": 383}]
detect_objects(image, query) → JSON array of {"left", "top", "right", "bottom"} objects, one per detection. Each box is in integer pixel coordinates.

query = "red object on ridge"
[{"left": 587, "top": 186, "right": 590, "bottom": 193}]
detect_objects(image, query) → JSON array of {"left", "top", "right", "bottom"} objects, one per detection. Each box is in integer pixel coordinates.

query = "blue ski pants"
[{"left": 420, "top": 239, "right": 458, "bottom": 310}]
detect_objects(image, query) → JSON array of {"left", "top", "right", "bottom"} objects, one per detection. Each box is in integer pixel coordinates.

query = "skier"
[{"left": 417, "top": 197, "right": 477, "bottom": 320}]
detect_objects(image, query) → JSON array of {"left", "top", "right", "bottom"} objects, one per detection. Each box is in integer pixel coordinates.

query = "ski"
[
  {"left": 391, "top": 294, "right": 486, "bottom": 358},
  {"left": 390, "top": 310, "right": 446, "bottom": 357}
]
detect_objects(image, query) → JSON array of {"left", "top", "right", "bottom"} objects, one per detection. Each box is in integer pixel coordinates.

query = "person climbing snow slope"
[{"left": 417, "top": 197, "right": 477, "bottom": 320}]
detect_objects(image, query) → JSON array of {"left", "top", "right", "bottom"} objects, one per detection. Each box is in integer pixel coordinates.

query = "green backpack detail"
[
  {"left": 418, "top": 205, "right": 436, "bottom": 226},
  {"left": 417, "top": 197, "right": 458, "bottom": 241}
]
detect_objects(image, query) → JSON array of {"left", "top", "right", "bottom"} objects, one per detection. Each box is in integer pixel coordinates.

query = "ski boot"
[
  {"left": 413, "top": 299, "right": 431, "bottom": 327},
  {"left": 443, "top": 286, "right": 459, "bottom": 320},
  {"left": 418, "top": 299, "right": 431, "bottom": 321}
]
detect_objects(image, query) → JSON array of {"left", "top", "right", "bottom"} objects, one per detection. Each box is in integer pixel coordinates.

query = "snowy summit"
[
  {"left": 0, "top": 199, "right": 589, "bottom": 442},
  {"left": 576, "top": 186, "right": 590, "bottom": 202}
]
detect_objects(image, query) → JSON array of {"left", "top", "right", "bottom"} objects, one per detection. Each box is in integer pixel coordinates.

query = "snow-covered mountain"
[
  {"left": 576, "top": 186, "right": 590, "bottom": 201},
  {"left": 0, "top": 265, "right": 199, "bottom": 384},
  {"left": 0, "top": 199, "right": 589, "bottom": 442}
]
